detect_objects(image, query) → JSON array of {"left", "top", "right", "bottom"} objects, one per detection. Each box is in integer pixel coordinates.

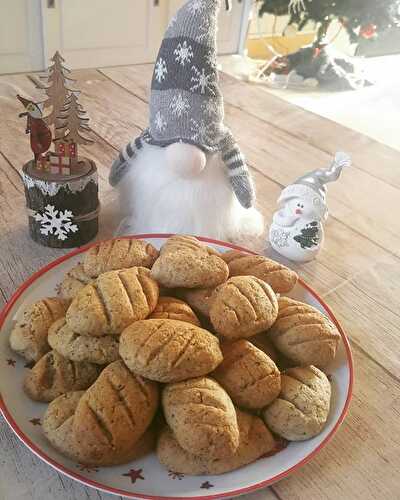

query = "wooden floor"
[{"left": 1, "top": 65, "right": 400, "bottom": 500}]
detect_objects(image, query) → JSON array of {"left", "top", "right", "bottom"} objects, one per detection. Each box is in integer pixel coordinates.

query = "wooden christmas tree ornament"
[{"left": 17, "top": 52, "right": 99, "bottom": 248}]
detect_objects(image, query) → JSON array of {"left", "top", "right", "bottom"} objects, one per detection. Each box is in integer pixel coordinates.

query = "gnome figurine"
[
  {"left": 269, "top": 152, "right": 351, "bottom": 262},
  {"left": 109, "top": 0, "right": 263, "bottom": 243}
]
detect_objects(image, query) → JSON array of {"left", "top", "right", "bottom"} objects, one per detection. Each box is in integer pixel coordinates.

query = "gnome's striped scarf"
[{"left": 109, "top": 131, "right": 150, "bottom": 187}]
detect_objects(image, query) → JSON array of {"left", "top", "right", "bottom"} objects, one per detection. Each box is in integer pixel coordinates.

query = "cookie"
[
  {"left": 149, "top": 297, "right": 200, "bottom": 326},
  {"left": 151, "top": 235, "right": 229, "bottom": 289},
  {"left": 83, "top": 238, "right": 159, "bottom": 278},
  {"left": 263, "top": 366, "right": 331, "bottom": 441},
  {"left": 66, "top": 267, "right": 159, "bottom": 336},
  {"left": 221, "top": 250, "right": 298, "bottom": 293},
  {"left": 268, "top": 297, "right": 340, "bottom": 368},
  {"left": 209, "top": 276, "right": 278, "bottom": 339},
  {"left": 43, "top": 390, "right": 156, "bottom": 465},
  {"left": 23, "top": 350, "right": 101, "bottom": 402},
  {"left": 162, "top": 377, "right": 239, "bottom": 460},
  {"left": 119, "top": 319, "right": 222, "bottom": 383},
  {"left": 157, "top": 409, "right": 275, "bottom": 475},
  {"left": 48, "top": 318, "right": 120, "bottom": 365},
  {"left": 43, "top": 391, "right": 87, "bottom": 463},
  {"left": 178, "top": 287, "right": 215, "bottom": 318},
  {"left": 59, "top": 264, "right": 93, "bottom": 301},
  {"left": 9, "top": 298, "right": 69, "bottom": 362},
  {"left": 72, "top": 360, "right": 159, "bottom": 465},
  {"left": 213, "top": 340, "right": 281, "bottom": 409}
]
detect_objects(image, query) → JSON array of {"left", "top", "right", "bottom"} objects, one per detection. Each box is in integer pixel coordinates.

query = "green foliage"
[{"left": 257, "top": 0, "right": 400, "bottom": 43}]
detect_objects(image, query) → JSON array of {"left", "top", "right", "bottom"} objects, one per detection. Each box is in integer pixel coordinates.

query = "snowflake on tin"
[
  {"left": 170, "top": 93, "right": 190, "bottom": 117},
  {"left": 270, "top": 229, "right": 291, "bottom": 248},
  {"left": 187, "top": 0, "right": 206, "bottom": 15},
  {"left": 190, "top": 66, "right": 216, "bottom": 96},
  {"left": 154, "top": 57, "right": 168, "bottom": 83},
  {"left": 154, "top": 111, "right": 167, "bottom": 132},
  {"left": 174, "top": 41, "right": 194, "bottom": 67},
  {"left": 190, "top": 118, "right": 217, "bottom": 145},
  {"left": 34, "top": 204, "right": 78, "bottom": 241}
]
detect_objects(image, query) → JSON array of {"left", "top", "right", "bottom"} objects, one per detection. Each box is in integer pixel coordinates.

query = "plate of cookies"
[{"left": 0, "top": 234, "right": 353, "bottom": 499}]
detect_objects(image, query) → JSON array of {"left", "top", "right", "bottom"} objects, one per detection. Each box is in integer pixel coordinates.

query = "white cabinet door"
[
  {"left": 0, "top": 0, "right": 248, "bottom": 74},
  {"left": 41, "top": 0, "right": 167, "bottom": 69},
  {"left": 0, "top": 0, "right": 43, "bottom": 74},
  {"left": 166, "top": 0, "right": 246, "bottom": 54}
]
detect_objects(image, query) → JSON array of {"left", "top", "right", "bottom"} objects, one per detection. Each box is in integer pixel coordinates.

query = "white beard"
[{"left": 115, "top": 143, "right": 265, "bottom": 247}]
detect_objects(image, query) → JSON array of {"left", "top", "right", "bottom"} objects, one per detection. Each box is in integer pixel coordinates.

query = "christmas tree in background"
[
  {"left": 256, "top": 0, "right": 400, "bottom": 89},
  {"left": 257, "top": 0, "right": 400, "bottom": 46}
]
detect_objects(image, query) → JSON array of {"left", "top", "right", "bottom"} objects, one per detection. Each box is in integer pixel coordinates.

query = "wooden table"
[{"left": 1, "top": 65, "right": 399, "bottom": 500}]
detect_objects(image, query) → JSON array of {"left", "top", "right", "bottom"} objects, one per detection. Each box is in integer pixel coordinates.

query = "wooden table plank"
[{"left": 221, "top": 76, "right": 400, "bottom": 190}]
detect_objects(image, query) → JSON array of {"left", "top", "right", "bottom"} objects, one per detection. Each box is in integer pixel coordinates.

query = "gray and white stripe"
[
  {"left": 109, "top": 131, "right": 148, "bottom": 187},
  {"left": 220, "top": 131, "right": 255, "bottom": 209}
]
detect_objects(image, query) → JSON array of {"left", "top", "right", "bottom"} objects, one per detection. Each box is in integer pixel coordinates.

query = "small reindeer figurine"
[{"left": 17, "top": 94, "right": 52, "bottom": 168}]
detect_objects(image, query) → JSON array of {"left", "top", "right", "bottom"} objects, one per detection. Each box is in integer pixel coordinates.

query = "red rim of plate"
[{"left": 0, "top": 234, "right": 354, "bottom": 500}]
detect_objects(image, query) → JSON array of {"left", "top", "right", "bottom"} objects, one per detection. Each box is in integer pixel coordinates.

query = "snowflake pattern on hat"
[
  {"left": 154, "top": 111, "right": 167, "bottom": 132},
  {"left": 190, "top": 66, "right": 217, "bottom": 95},
  {"left": 154, "top": 58, "right": 168, "bottom": 83},
  {"left": 170, "top": 93, "right": 190, "bottom": 117},
  {"left": 174, "top": 41, "right": 194, "bottom": 66}
]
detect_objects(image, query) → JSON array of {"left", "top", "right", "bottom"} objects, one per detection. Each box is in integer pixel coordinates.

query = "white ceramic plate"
[{"left": 0, "top": 235, "right": 353, "bottom": 500}]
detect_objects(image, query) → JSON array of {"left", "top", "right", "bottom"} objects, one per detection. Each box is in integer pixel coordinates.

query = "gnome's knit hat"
[{"left": 110, "top": 0, "right": 255, "bottom": 209}]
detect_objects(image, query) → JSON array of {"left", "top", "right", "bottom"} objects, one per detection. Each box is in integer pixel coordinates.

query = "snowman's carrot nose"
[{"left": 295, "top": 209, "right": 302, "bottom": 214}]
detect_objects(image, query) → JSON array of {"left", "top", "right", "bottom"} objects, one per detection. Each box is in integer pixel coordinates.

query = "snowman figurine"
[
  {"left": 108, "top": 0, "right": 264, "bottom": 245},
  {"left": 269, "top": 152, "right": 351, "bottom": 262}
]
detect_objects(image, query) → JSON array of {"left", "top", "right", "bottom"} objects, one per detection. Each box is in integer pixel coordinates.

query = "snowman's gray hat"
[{"left": 294, "top": 152, "right": 351, "bottom": 199}]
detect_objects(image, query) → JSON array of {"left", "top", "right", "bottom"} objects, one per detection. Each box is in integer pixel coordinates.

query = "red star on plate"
[
  {"left": 122, "top": 468, "right": 145, "bottom": 484},
  {"left": 6, "top": 359, "right": 16, "bottom": 367},
  {"left": 29, "top": 418, "right": 41, "bottom": 426},
  {"left": 200, "top": 481, "right": 214, "bottom": 489}
]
